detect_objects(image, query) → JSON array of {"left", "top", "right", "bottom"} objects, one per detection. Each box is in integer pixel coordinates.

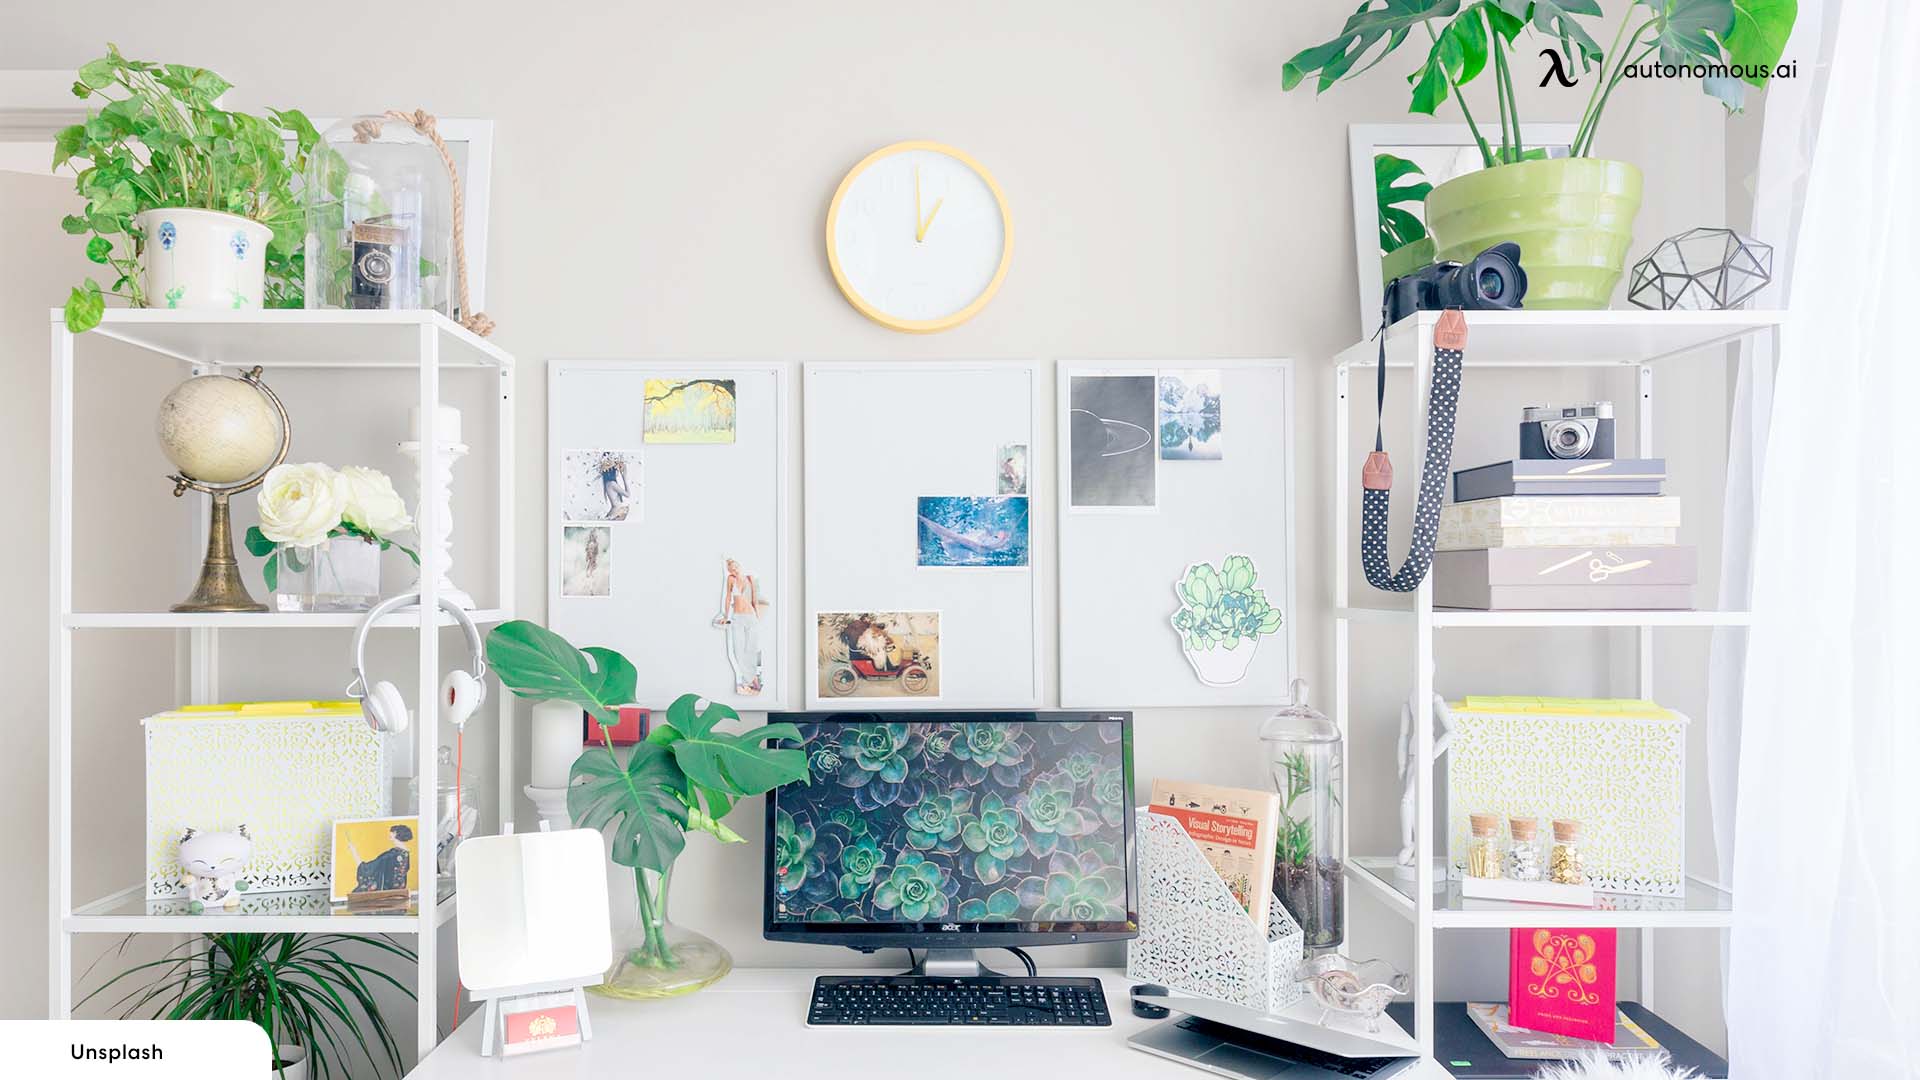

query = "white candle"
[
  {"left": 530, "top": 699, "right": 583, "bottom": 790},
  {"left": 407, "top": 403, "right": 463, "bottom": 445}
]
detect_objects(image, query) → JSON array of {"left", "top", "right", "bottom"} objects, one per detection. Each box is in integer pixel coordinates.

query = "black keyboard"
[{"left": 808, "top": 975, "right": 1112, "bottom": 1027}]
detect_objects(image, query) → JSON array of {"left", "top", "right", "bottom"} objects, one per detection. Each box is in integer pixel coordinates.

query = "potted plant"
[
  {"left": 81, "top": 932, "right": 415, "bottom": 1079},
  {"left": 244, "top": 462, "right": 418, "bottom": 612},
  {"left": 53, "top": 45, "right": 319, "bottom": 332},
  {"left": 1376, "top": 151, "right": 1436, "bottom": 284},
  {"left": 1286, "top": 1, "right": 1798, "bottom": 308},
  {"left": 484, "top": 620, "right": 808, "bottom": 999},
  {"left": 1169, "top": 554, "right": 1284, "bottom": 686}
]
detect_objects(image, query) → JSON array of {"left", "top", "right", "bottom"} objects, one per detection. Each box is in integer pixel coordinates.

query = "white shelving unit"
[
  {"left": 1331, "top": 308, "right": 1783, "bottom": 1061},
  {"left": 48, "top": 310, "right": 516, "bottom": 1060}
]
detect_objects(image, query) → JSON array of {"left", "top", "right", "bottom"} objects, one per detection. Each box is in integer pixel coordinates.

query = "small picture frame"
[{"left": 329, "top": 816, "right": 421, "bottom": 905}]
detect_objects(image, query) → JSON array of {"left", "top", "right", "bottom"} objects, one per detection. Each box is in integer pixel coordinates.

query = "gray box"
[
  {"left": 1433, "top": 545, "right": 1697, "bottom": 610},
  {"left": 1453, "top": 458, "right": 1667, "bottom": 502}
]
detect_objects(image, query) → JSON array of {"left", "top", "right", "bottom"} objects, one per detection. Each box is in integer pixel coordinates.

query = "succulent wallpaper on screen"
[{"left": 771, "top": 721, "right": 1131, "bottom": 925}]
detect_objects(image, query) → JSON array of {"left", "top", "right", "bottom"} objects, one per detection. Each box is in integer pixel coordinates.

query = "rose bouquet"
[{"left": 244, "top": 462, "right": 417, "bottom": 590}]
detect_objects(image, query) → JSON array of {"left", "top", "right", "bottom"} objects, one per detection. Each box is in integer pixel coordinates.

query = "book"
[
  {"left": 1509, "top": 927, "right": 1618, "bottom": 1042},
  {"left": 1453, "top": 459, "right": 1668, "bottom": 502},
  {"left": 1147, "top": 779, "right": 1280, "bottom": 929},
  {"left": 1439, "top": 495, "right": 1681, "bottom": 551},
  {"left": 1433, "top": 545, "right": 1698, "bottom": 610},
  {"left": 1466, "top": 1002, "right": 1662, "bottom": 1061}
]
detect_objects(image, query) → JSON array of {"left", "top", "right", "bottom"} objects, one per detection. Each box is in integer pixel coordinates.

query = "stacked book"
[{"left": 1434, "top": 459, "right": 1697, "bottom": 610}]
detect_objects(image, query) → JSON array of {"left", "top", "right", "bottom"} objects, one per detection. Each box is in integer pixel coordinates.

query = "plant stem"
[
  {"left": 1573, "top": 13, "right": 1641, "bottom": 156},
  {"left": 1423, "top": 19, "right": 1494, "bottom": 169},
  {"left": 1491, "top": 42, "right": 1520, "bottom": 163},
  {"left": 1576, "top": 37, "right": 1660, "bottom": 157}
]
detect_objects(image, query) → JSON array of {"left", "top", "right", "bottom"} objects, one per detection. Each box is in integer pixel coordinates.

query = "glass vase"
[
  {"left": 304, "top": 116, "right": 455, "bottom": 317},
  {"left": 591, "top": 863, "right": 732, "bottom": 1000},
  {"left": 273, "top": 538, "right": 380, "bottom": 612},
  {"left": 1259, "top": 678, "right": 1344, "bottom": 949}
]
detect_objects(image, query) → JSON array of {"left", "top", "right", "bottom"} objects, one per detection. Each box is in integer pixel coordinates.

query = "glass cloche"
[
  {"left": 1260, "top": 678, "right": 1344, "bottom": 949},
  {"left": 304, "top": 115, "right": 454, "bottom": 316}
]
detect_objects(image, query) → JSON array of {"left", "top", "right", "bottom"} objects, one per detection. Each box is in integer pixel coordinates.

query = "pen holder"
[{"left": 1126, "top": 808, "right": 1305, "bottom": 1014}]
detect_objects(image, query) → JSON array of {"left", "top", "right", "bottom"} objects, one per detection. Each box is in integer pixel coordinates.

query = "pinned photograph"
[
  {"left": 330, "top": 816, "right": 420, "bottom": 903},
  {"left": 643, "top": 378, "right": 737, "bottom": 444},
  {"left": 560, "top": 526, "right": 612, "bottom": 597},
  {"left": 713, "top": 557, "right": 770, "bottom": 696},
  {"left": 1158, "top": 369, "right": 1223, "bottom": 460},
  {"left": 1068, "top": 374, "right": 1157, "bottom": 509},
  {"left": 817, "top": 610, "right": 940, "bottom": 699},
  {"left": 997, "top": 443, "right": 1029, "bottom": 495},
  {"left": 559, "top": 448, "right": 640, "bottom": 522},
  {"left": 917, "top": 495, "right": 1030, "bottom": 567}
]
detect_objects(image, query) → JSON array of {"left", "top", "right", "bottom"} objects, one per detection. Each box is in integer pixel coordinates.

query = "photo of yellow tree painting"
[{"left": 644, "top": 378, "right": 737, "bottom": 444}]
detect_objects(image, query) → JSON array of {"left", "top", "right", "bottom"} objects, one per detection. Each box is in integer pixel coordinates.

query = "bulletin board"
[
  {"left": 803, "top": 362, "right": 1042, "bottom": 709},
  {"left": 1056, "top": 360, "right": 1296, "bottom": 707},
  {"left": 547, "top": 362, "right": 791, "bottom": 710}
]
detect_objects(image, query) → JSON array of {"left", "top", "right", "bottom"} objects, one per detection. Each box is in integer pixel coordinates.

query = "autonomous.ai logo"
[{"left": 1540, "top": 47, "right": 1578, "bottom": 87}]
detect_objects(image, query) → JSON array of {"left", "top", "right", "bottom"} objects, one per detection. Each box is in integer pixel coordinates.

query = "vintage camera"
[
  {"left": 1520, "top": 402, "right": 1616, "bottom": 460},
  {"left": 1383, "top": 241, "right": 1528, "bottom": 326},
  {"left": 348, "top": 217, "right": 414, "bottom": 310}
]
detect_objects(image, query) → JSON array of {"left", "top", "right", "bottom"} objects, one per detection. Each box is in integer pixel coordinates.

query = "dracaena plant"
[
  {"left": 53, "top": 44, "right": 319, "bottom": 332},
  {"left": 484, "top": 620, "right": 809, "bottom": 970},
  {"left": 1284, "top": 1, "right": 1797, "bottom": 165}
]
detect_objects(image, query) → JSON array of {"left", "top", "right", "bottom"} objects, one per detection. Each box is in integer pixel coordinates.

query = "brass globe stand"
[{"left": 169, "top": 367, "right": 292, "bottom": 613}]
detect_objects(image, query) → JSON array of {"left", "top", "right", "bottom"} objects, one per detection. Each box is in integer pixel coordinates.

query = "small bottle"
[
  {"left": 1550, "top": 818, "right": 1586, "bottom": 885},
  {"left": 1466, "top": 812, "right": 1503, "bottom": 878},
  {"left": 1505, "top": 817, "right": 1543, "bottom": 881}
]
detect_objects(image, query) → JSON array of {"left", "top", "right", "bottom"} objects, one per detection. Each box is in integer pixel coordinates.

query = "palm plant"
[{"left": 80, "top": 932, "right": 415, "bottom": 1079}]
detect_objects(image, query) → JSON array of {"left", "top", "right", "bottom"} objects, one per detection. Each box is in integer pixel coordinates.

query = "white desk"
[{"left": 410, "top": 968, "right": 1449, "bottom": 1079}]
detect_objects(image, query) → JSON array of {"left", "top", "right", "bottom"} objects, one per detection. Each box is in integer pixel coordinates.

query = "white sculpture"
[
  {"left": 178, "top": 825, "right": 253, "bottom": 912},
  {"left": 399, "top": 404, "right": 473, "bottom": 609},
  {"left": 1395, "top": 685, "right": 1456, "bottom": 876}
]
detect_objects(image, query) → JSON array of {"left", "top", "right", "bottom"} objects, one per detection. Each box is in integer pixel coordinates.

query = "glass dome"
[
  {"left": 1259, "top": 678, "right": 1344, "bottom": 948},
  {"left": 304, "top": 115, "right": 454, "bottom": 316}
]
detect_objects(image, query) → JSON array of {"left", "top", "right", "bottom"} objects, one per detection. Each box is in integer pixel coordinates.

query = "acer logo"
[{"left": 939, "top": 923, "right": 961, "bottom": 932}]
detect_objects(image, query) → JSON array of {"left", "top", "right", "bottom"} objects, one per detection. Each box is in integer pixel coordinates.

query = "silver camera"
[{"left": 1520, "top": 402, "right": 1616, "bottom": 460}]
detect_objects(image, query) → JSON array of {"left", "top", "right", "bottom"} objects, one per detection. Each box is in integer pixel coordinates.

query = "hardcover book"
[
  {"left": 1147, "top": 779, "right": 1281, "bottom": 930},
  {"left": 1509, "top": 927, "right": 1618, "bottom": 1043},
  {"left": 1466, "top": 1002, "right": 1661, "bottom": 1061},
  {"left": 1452, "top": 459, "right": 1667, "bottom": 502}
]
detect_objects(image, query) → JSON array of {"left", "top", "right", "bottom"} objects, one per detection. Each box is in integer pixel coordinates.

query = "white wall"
[{"left": 3, "top": 0, "right": 1736, "bottom": 1055}]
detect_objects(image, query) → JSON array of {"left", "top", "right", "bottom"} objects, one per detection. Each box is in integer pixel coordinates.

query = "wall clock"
[{"left": 826, "top": 141, "right": 1012, "bottom": 333}]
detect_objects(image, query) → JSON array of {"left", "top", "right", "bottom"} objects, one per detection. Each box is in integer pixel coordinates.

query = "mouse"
[{"left": 1130, "top": 982, "right": 1170, "bottom": 1019}]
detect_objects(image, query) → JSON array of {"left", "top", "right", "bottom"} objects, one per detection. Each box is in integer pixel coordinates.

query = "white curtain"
[{"left": 1726, "top": 0, "right": 1920, "bottom": 1075}]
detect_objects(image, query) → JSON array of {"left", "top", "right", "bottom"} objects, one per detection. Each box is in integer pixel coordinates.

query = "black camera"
[
  {"left": 1520, "top": 402, "right": 1616, "bottom": 460},
  {"left": 348, "top": 217, "right": 415, "bottom": 310},
  {"left": 1383, "top": 241, "right": 1528, "bottom": 325}
]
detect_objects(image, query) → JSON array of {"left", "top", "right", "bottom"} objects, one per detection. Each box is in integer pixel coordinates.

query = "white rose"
[
  {"left": 256, "top": 463, "right": 345, "bottom": 548},
  {"left": 338, "top": 466, "right": 413, "bottom": 536}
]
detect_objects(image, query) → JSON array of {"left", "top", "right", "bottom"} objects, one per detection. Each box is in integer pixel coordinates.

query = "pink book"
[{"left": 1509, "top": 927, "right": 1617, "bottom": 1043}]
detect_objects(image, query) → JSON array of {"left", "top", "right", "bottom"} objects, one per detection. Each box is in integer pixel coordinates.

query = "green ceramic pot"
[
  {"left": 1425, "top": 157, "right": 1642, "bottom": 309},
  {"left": 1380, "top": 236, "right": 1435, "bottom": 287}
]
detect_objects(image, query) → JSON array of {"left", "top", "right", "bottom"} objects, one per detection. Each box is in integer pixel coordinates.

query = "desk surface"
[{"left": 412, "top": 968, "right": 1448, "bottom": 1079}]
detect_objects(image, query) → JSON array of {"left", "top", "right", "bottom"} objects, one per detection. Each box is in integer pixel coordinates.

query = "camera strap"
[{"left": 1361, "top": 308, "right": 1466, "bottom": 593}]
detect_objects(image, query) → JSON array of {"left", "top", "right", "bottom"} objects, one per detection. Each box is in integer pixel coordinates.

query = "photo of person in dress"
[
  {"left": 713, "top": 557, "right": 766, "bottom": 695},
  {"left": 330, "top": 816, "right": 420, "bottom": 902},
  {"left": 559, "top": 449, "right": 641, "bottom": 523}
]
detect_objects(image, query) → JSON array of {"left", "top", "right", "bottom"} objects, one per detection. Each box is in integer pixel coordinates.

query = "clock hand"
[{"left": 918, "top": 194, "right": 945, "bottom": 242}]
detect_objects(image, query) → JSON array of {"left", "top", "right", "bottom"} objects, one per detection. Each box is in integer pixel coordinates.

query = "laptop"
[{"left": 1131, "top": 1015, "right": 1420, "bottom": 1079}]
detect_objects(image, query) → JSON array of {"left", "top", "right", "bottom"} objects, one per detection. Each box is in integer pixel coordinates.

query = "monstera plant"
[{"left": 484, "top": 620, "right": 807, "bottom": 998}]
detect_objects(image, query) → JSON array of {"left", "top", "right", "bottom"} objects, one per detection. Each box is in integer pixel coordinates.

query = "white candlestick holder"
[
  {"left": 523, "top": 785, "right": 573, "bottom": 830},
  {"left": 398, "top": 436, "right": 475, "bottom": 609}
]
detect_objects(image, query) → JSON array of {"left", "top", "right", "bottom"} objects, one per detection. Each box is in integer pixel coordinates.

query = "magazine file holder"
[{"left": 1126, "top": 807, "right": 1305, "bottom": 1013}]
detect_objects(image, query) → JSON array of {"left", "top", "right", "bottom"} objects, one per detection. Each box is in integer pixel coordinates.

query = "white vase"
[
  {"left": 135, "top": 208, "right": 271, "bottom": 312},
  {"left": 1182, "top": 639, "right": 1259, "bottom": 686},
  {"left": 273, "top": 1044, "right": 307, "bottom": 1080}
]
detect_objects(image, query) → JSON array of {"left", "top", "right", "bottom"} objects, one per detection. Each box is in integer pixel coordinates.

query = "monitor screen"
[{"left": 763, "top": 712, "right": 1137, "bottom": 948}]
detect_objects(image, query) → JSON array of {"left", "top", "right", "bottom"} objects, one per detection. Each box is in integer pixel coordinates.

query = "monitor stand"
[{"left": 906, "top": 948, "right": 1003, "bottom": 979}]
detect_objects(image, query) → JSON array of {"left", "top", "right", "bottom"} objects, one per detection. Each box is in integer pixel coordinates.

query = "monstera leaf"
[
  {"left": 655, "top": 692, "right": 809, "bottom": 801},
  {"left": 484, "top": 619, "right": 635, "bottom": 727},
  {"left": 568, "top": 739, "right": 690, "bottom": 873}
]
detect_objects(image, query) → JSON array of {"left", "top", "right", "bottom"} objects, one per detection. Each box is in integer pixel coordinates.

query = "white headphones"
[{"left": 347, "top": 593, "right": 489, "bottom": 734}]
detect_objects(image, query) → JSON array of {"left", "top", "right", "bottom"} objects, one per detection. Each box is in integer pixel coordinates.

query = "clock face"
[{"left": 827, "top": 142, "right": 1011, "bottom": 333}]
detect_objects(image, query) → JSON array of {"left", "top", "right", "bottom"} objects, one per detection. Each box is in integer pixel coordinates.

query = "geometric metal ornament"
[{"left": 1627, "top": 226, "right": 1775, "bottom": 310}]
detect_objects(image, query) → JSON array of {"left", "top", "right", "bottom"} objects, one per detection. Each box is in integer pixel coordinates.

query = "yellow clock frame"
[{"left": 825, "top": 140, "right": 1014, "bottom": 334}]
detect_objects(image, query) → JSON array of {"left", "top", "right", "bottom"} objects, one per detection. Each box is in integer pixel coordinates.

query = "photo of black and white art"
[
  {"left": 1069, "top": 374, "right": 1157, "bottom": 509},
  {"left": 559, "top": 449, "right": 640, "bottom": 523},
  {"left": 561, "top": 526, "right": 612, "bottom": 597},
  {"left": 1158, "top": 369, "right": 1222, "bottom": 460}
]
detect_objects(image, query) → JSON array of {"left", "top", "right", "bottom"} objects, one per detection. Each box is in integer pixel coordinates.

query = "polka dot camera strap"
[{"left": 1361, "top": 309, "right": 1466, "bottom": 593}]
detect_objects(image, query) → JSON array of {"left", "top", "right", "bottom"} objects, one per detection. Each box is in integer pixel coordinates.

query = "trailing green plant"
[
  {"left": 1284, "top": 1, "right": 1798, "bottom": 165},
  {"left": 79, "top": 932, "right": 415, "bottom": 1079},
  {"left": 484, "top": 620, "right": 809, "bottom": 969},
  {"left": 1171, "top": 555, "right": 1283, "bottom": 653},
  {"left": 53, "top": 44, "right": 319, "bottom": 332}
]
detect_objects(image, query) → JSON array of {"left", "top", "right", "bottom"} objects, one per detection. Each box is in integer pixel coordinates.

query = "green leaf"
[
  {"left": 243, "top": 525, "right": 277, "bottom": 558},
  {"left": 1499, "top": 0, "right": 1603, "bottom": 63},
  {"left": 669, "top": 703, "right": 810, "bottom": 797},
  {"left": 63, "top": 282, "right": 104, "bottom": 333},
  {"left": 1223, "top": 554, "right": 1256, "bottom": 593},
  {"left": 76, "top": 57, "right": 117, "bottom": 91},
  {"left": 263, "top": 551, "right": 279, "bottom": 592},
  {"left": 60, "top": 213, "right": 90, "bottom": 235},
  {"left": 52, "top": 124, "right": 85, "bottom": 170},
  {"left": 1640, "top": 0, "right": 1735, "bottom": 66},
  {"left": 1282, "top": 0, "right": 1464, "bottom": 93},
  {"left": 568, "top": 741, "right": 690, "bottom": 872},
  {"left": 484, "top": 621, "right": 636, "bottom": 727},
  {"left": 85, "top": 236, "right": 112, "bottom": 263},
  {"left": 1725, "top": 0, "right": 1797, "bottom": 86}
]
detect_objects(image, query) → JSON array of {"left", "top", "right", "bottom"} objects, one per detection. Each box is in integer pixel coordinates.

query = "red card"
[
  {"left": 1509, "top": 927, "right": 1616, "bottom": 1042},
  {"left": 583, "top": 706, "right": 648, "bottom": 746},
  {"left": 502, "top": 1002, "right": 580, "bottom": 1055}
]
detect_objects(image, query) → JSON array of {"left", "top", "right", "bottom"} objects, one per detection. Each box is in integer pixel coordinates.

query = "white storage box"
[
  {"left": 144, "top": 701, "right": 391, "bottom": 898},
  {"left": 1446, "top": 697, "right": 1686, "bottom": 898}
]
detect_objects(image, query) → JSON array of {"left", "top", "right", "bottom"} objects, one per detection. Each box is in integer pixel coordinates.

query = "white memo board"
[
  {"left": 548, "top": 362, "right": 791, "bottom": 709},
  {"left": 1057, "top": 360, "right": 1296, "bottom": 707},
  {"left": 804, "top": 362, "right": 1043, "bottom": 709}
]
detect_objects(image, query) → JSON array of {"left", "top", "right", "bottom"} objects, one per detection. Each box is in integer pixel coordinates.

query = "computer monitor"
[{"left": 764, "top": 711, "right": 1137, "bottom": 975}]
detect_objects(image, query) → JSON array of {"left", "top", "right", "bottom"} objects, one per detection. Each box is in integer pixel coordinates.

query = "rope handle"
[{"left": 352, "top": 110, "right": 496, "bottom": 338}]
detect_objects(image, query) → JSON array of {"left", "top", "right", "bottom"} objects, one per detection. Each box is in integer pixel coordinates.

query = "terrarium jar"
[
  {"left": 1260, "top": 678, "right": 1343, "bottom": 949},
  {"left": 408, "top": 746, "right": 479, "bottom": 881},
  {"left": 593, "top": 862, "right": 732, "bottom": 1000},
  {"left": 304, "top": 116, "right": 454, "bottom": 317}
]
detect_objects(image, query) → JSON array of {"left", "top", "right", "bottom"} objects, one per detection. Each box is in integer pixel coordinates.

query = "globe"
[{"left": 156, "top": 374, "right": 283, "bottom": 485}]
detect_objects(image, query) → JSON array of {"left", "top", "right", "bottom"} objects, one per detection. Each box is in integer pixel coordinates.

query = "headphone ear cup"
[
  {"left": 364, "top": 680, "right": 410, "bottom": 734},
  {"left": 441, "top": 670, "right": 481, "bottom": 729}
]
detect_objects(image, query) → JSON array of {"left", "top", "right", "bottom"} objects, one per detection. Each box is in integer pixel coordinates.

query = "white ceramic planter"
[
  {"left": 135, "top": 208, "right": 271, "bottom": 311},
  {"left": 273, "top": 1044, "right": 307, "bottom": 1080},
  {"left": 1182, "top": 639, "right": 1259, "bottom": 686}
]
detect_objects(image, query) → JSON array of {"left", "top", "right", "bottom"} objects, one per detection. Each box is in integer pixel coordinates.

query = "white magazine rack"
[{"left": 1126, "top": 808, "right": 1305, "bottom": 1013}]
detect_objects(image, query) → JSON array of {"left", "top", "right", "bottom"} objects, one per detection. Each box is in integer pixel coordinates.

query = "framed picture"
[
  {"left": 330, "top": 815, "right": 421, "bottom": 903},
  {"left": 1347, "top": 122, "right": 1575, "bottom": 339}
]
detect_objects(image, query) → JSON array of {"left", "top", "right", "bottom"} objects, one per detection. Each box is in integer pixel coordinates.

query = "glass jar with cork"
[
  {"left": 1465, "top": 812, "right": 1503, "bottom": 878},
  {"left": 1550, "top": 818, "right": 1587, "bottom": 885},
  {"left": 1505, "top": 816, "right": 1543, "bottom": 881}
]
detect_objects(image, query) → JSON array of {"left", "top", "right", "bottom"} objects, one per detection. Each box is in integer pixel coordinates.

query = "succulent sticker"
[{"left": 1169, "top": 554, "right": 1283, "bottom": 686}]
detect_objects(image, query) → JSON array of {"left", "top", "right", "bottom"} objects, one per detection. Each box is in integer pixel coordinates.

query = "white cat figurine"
[{"left": 178, "top": 826, "right": 252, "bottom": 913}]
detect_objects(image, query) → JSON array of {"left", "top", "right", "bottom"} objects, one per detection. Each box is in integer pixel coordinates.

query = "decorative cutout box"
[
  {"left": 1126, "top": 808, "right": 1304, "bottom": 1014},
  {"left": 1446, "top": 697, "right": 1686, "bottom": 897},
  {"left": 144, "top": 701, "right": 391, "bottom": 898}
]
